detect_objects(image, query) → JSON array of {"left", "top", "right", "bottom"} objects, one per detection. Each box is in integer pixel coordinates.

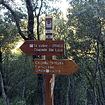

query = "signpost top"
[
  {"left": 45, "top": 16, "right": 52, "bottom": 29},
  {"left": 45, "top": 16, "right": 53, "bottom": 40}
]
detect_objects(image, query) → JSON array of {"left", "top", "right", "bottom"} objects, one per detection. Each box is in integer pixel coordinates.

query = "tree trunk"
[
  {"left": 37, "top": 16, "right": 40, "bottom": 40},
  {"left": 101, "top": 41, "right": 105, "bottom": 74},
  {"left": 0, "top": 50, "right": 10, "bottom": 105},
  {"left": 69, "top": 76, "right": 76, "bottom": 105}
]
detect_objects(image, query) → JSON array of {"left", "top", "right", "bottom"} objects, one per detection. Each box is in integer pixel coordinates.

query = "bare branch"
[
  {"left": 34, "top": 0, "right": 43, "bottom": 17},
  {"left": 38, "top": 0, "right": 43, "bottom": 16}
]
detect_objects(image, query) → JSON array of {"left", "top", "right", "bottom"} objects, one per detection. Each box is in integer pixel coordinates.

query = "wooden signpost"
[{"left": 20, "top": 16, "right": 78, "bottom": 105}]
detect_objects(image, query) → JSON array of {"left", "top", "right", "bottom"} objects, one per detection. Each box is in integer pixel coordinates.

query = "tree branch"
[
  {"left": 25, "top": 0, "right": 34, "bottom": 40},
  {"left": 0, "top": 1, "right": 28, "bottom": 40},
  {"left": 38, "top": 0, "right": 43, "bottom": 16}
]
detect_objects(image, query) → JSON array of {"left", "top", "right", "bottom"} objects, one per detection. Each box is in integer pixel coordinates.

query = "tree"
[
  {"left": 0, "top": 17, "right": 19, "bottom": 105},
  {"left": 67, "top": 0, "right": 105, "bottom": 104}
]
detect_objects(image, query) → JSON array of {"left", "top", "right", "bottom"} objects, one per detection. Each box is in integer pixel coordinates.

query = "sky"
[
  {"left": 0, "top": 0, "right": 69, "bottom": 21},
  {"left": 55, "top": 0, "right": 69, "bottom": 18},
  {"left": 52, "top": 0, "right": 69, "bottom": 14},
  {"left": 52, "top": 0, "right": 69, "bottom": 16},
  {"left": 15, "top": 0, "right": 69, "bottom": 15}
]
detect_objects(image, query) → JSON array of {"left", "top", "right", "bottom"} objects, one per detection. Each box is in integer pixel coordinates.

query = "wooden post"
[
  {"left": 44, "top": 75, "right": 54, "bottom": 105},
  {"left": 44, "top": 16, "right": 55, "bottom": 105}
]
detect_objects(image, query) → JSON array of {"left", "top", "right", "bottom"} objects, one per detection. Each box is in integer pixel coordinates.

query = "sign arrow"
[
  {"left": 33, "top": 59, "right": 79, "bottom": 75},
  {"left": 20, "top": 40, "right": 64, "bottom": 56},
  {"left": 20, "top": 40, "right": 34, "bottom": 55}
]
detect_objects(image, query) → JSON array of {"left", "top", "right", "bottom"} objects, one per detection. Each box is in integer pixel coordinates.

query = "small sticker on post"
[
  {"left": 29, "top": 44, "right": 33, "bottom": 48},
  {"left": 46, "top": 69, "right": 50, "bottom": 73}
]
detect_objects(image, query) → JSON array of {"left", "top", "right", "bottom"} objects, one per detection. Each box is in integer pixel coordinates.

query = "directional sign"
[
  {"left": 20, "top": 40, "right": 64, "bottom": 56},
  {"left": 33, "top": 59, "right": 78, "bottom": 75}
]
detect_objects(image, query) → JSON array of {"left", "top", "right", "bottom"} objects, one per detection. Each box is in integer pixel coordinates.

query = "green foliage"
[
  {"left": 2, "top": 50, "right": 38, "bottom": 104},
  {"left": 0, "top": 98, "right": 3, "bottom": 105},
  {"left": 11, "top": 97, "right": 26, "bottom": 105},
  {"left": 66, "top": 0, "right": 105, "bottom": 105}
]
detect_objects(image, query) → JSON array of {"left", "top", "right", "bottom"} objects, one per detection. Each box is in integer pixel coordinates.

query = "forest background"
[{"left": 0, "top": 0, "right": 105, "bottom": 105}]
